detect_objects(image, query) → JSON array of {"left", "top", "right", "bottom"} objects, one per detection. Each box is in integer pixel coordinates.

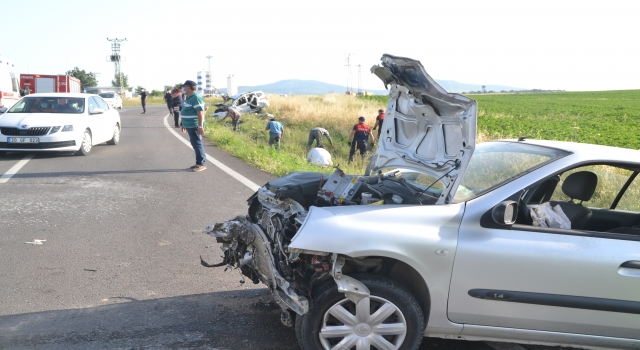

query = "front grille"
[
  {"left": 1, "top": 127, "right": 51, "bottom": 136},
  {"left": 0, "top": 141, "right": 76, "bottom": 149}
]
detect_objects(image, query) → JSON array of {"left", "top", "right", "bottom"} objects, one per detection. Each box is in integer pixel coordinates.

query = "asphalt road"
[{"left": 0, "top": 105, "right": 563, "bottom": 350}]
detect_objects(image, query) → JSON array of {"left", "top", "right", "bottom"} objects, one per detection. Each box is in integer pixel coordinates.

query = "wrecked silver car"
[
  {"left": 203, "top": 54, "right": 640, "bottom": 350},
  {"left": 203, "top": 54, "right": 477, "bottom": 349}
]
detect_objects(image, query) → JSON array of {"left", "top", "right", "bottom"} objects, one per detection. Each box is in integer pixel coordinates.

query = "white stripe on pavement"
[
  {"left": 0, "top": 153, "right": 35, "bottom": 184},
  {"left": 163, "top": 114, "right": 261, "bottom": 191}
]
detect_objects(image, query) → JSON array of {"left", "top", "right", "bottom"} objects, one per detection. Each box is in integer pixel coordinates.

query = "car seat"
[{"left": 548, "top": 171, "right": 598, "bottom": 230}]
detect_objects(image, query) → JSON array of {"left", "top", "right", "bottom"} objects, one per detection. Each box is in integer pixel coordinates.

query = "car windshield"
[
  {"left": 452, "top": 141, "right": 569, "bottom": 202},
  {"left": 7, "top": 97, "right": 85, "bottom": 114},
  {"left": 99, "top": 93, "right": 115, "bottom": 98}
]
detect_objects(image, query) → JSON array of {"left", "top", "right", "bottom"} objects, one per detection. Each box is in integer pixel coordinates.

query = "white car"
[
  {"left": 0, "top": 93, "right": 121, "bottom": 156},
  {"left": 204, "top": 54, "right": 640, "bottom": 350},
  {"left": 212, "top": 90, "right": 270, "bottom": 119},
  {"left": 98, "top": 92, "right": 123, "bottom": 109}
]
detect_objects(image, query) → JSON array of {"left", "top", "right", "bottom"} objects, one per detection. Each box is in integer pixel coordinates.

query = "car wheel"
[
  {"left": 295, "top": 274, "right": 425, "bottom": 350},
  {"left": 75, "top": 130, "right": 92, "bottom": 156},
  {"left": 107, "top": 124, "right": 120, "bottom": 145}
]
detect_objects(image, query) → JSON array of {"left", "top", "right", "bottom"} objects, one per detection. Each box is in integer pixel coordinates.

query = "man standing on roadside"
[
  {"left": 171, "top": 89, "right": 183, "bottom": 128},
  {"left": 180, "top": 80, "right": 207, "bottom": 172},
  {"left": 348, "top": 116, "right": 375, "bottom": 163},
  {"left": 265, "top": 115, "right": 284, "bottom": 149},
  {"left": 307, "top": 127, "right": 334, "bottom": 151},
  {"left": 220, "top": 106, "right": 241, "bottom": 131},
  {"left": 372, "top": 109, "right": 385, "bottom": 139},
  {"left": 140, "top": 89, "right": 148, "bottom": 114},
  {"left": 164, "top": 90, "right": 173, "bottom": 115}
]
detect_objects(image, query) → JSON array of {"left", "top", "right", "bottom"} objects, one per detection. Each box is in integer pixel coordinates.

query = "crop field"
[
  {"left": 472, "top": 90, "right": 640, "bottom": 149},
  {"left": 202, "top": 90, "right": 640, "bottom": 178}
]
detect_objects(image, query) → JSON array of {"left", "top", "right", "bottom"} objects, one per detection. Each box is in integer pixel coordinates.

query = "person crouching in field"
[
  {"left": 307, "top": 127, "right": 334, "bottom": 151},
  {"left": 348, "top": 116, "right": 375, "bottom": 164},
  {"left": 220, "top": 106, "right": 241, "bottom": 131}
]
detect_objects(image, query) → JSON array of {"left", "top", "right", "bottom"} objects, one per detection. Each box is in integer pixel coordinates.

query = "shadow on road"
[{"left": 0, "top": 288, "right": 493, "bottom": 350}]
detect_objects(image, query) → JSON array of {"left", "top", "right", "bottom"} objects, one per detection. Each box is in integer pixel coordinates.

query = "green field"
[
  {"left": 472, "top": 90, "right": 640, "bottom": 149},
  {"left": 201, "top": 90, "right": 640, "bottom": 177}
]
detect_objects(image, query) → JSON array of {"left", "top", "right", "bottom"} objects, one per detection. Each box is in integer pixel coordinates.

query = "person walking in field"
[
  {"left": 265, "top": 115, "right": 284, "bottom": 149},
  {"left": 372, "top": 109, "right": 385, "bottom": 140},
  {"left": 180, "top": 80, "right": 207, "bottom": 172},
  {"left": 348, "top": 116, "right": 375, "bottom": 163},
  {"left": 140, "top": 88, "right": 148, "bottom": 114},
  {"left": 171, "top": 88, "right": 183, "bottom": 128},
  {"left": 220, "top": 106, "right": 241, "bottom": 131},
  {"left": 307, "top": 127, "right": 334, "bottom": 151}
]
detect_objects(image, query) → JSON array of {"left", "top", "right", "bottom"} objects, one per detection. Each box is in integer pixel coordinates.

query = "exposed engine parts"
[{"left": 202, "top": 167, "right": 435, "bottom": 326}]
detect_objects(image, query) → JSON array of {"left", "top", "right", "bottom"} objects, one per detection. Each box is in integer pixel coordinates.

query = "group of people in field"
[{"left": 164, "top": 80, "right": 386, "bottom": 172}]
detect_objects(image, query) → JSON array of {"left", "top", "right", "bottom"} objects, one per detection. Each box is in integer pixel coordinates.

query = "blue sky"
[{"left": 3, "top": 0, "right": 639, "bottom": 92}]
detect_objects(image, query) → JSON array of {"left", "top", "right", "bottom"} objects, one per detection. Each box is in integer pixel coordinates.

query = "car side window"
[
  {"left": 95, "top": 97, "right": 110, "bottom": 110},
  {"left": 549, "top": 165, "right": 634, "bottom": 209},
  {"left": 88, "top": 97, "right": 99, "bottom": 113},
  {"left": 616, "top": 175, "right": 640, "bottom": 211}
]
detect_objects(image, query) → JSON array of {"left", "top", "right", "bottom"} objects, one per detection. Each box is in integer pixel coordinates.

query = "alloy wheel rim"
[
  {"left": 319, "top": 296, "right": 407, "bottom": 350},
  {"left": 82, "top": 132, "right": 92, "bottom": 152}
]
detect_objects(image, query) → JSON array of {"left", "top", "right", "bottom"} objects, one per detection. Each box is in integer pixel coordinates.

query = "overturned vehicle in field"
[{"left": 202, "top": 54, "right": 477, "bottom": 350}]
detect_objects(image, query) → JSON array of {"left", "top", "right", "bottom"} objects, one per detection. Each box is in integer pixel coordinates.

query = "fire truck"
[{"left": 20, "top": 74, "right": 81, "bottom": 94}]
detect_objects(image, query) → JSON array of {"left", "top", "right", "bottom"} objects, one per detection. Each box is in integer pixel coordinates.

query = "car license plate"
[{"left": 7, "top": 137, "right": 39, "bottom": 143}]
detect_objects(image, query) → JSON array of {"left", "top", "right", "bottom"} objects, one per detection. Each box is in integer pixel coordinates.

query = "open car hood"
[{"left": 369, "top": 54, "right": 477, "bottom": 204}]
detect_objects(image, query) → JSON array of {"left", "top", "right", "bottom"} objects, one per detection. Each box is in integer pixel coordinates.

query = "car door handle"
[
  {"left": 621, "top": 261, "right": 640, "bottom": 269},
  {"left": 618, "top": 261, "right": 640, "bottom": 277}
]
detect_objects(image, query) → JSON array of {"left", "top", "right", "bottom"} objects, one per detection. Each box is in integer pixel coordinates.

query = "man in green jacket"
[{"left": 180, "top": 80, "right": 207, "bottom": 172}]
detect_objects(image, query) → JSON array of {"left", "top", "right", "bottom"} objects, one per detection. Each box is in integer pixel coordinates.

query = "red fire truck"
[{"left": 20, "top": 74, "right": 81, "bottom": 94}]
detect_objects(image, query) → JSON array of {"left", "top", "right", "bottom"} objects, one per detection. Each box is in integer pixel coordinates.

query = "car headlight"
[
  {"left": 62, "top": 125, "right": 74, "bottom": 132},
  {"left": 50, "top": 126, "right": 61, "bottom": 134}
]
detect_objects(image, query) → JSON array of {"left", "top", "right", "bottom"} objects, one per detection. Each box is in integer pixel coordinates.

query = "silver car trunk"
[{"left": 370, "top": 54, "right": 477, "bottom": 204}]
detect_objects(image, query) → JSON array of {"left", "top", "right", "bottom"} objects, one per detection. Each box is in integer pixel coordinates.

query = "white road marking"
[
  {"left": 0, "top": 153, "right": 35, "bottom": 184},
  {"left": 163, "top": 114, "right": 260, "bottom": 191}
]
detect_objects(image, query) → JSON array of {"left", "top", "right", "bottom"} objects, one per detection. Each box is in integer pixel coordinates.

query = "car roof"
[
  {"left": 492, "top": 139, "right": 640, "bottom": 163},
  {"left": 23, "top": 93, "right": 98, "bottom": 98}
]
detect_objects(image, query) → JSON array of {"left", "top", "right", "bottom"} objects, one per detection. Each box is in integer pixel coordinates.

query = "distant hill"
[{"left": 220, "top": 79, "right": 525, "bottom": 95}]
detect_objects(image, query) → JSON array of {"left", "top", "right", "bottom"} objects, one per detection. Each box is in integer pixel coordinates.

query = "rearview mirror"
[
  {"left": 492, "top": 201, "right": 518, "bottom": 225},
  {"left": 90, "top": 108, "right": 105, "bottom": 115}
]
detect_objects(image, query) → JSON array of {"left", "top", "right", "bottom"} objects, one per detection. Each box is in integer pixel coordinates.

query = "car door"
[
  {"left": 87, "top": 97, "right": 107, "bottom": 142},
  {"left": 94, "top": 96, "right": 115, "bottom": 143},
  {"left": 448, "top": 164, "right": 640, "bottom": 339}
]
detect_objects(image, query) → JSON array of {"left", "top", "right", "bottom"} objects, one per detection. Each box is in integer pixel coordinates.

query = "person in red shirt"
[
  {"left": 348, "top": 116, "right": 375, "bottom": 163},
  {"left": 372, "top": 109, "right": 385, "bottom": 139}
]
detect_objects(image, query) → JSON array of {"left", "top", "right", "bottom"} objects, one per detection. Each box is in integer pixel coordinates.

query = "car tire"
[
  {"left": 295, "top": 274, "right": 425, "bottom": 350},
  {"left": 107, "top": 124, "right": 120, "bottom": 145},
  {"left": 75, "top": 130, "right": 92, "bottom": 156}
]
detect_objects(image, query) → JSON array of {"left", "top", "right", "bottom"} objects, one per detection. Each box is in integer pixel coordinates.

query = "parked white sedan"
[{"left": 0, "top": 93, "right": 121, "bottom": 156}]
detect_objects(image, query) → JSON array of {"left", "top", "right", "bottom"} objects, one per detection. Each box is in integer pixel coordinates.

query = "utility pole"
[
  {"left": 107, "top": 38, "right": 127, "bottom": 94},
  {"left": 357, "top": 64, "right": 362, "bottom": 95},
  {"left": 344, "top": 53, "right": 353, "bottom": 94}
]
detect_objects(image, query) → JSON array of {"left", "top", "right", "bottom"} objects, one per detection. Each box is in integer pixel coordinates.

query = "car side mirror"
[
  {"left": 492, "top": 201, "right": 518, "bottom": 225},
  {"left": 0, "top": 107, "right": 7, "bottom": 114},
  {"left": 90, "top": 108, "right": 105, "bottom": 115}
]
